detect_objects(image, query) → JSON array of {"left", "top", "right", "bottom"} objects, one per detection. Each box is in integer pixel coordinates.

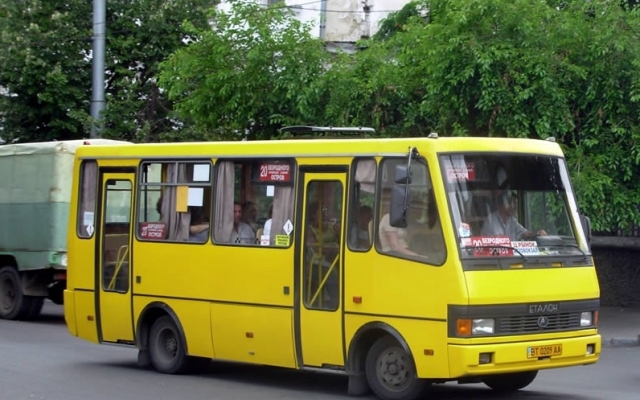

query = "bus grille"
[{"left": 497, "top": 313, "right": 581, "bottom": 334}]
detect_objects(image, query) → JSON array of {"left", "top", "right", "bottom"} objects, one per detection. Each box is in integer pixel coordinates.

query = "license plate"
[{"left": 527, "top": 344, "right": 562, "bottom": 358}]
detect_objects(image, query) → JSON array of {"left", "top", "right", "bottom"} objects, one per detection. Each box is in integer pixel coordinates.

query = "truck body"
[{"left": 0, "top": 139, "right": 127, "bottom": 320}]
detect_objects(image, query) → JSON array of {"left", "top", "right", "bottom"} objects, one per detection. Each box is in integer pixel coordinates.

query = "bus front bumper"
[{"left": 447, "top": 334, "right": 601, "bottom": 378}]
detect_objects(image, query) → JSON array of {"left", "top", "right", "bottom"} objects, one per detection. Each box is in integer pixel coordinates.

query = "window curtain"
[
  {"left": 214, "top": 161, "right": 235, "bottom": 243},
  {"left": 161, "top": 163, "right": 190, "bottom": 241},
  {"left": 269, "top": 186, "right": 295, "bottom": 245}
]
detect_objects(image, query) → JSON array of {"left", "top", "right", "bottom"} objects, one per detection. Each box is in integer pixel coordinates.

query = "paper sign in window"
[
  {"left": 176, "top": 186, "right": 188, "bottom": 212},
  {"left": 187, "top": 187, "right": 204, "bottom": 206},
  {"left": 193, "top": 164, "right": 210, "bottom": 182},
  {"left": 266, "top": 185, "right": 275, "bottom": 197}
]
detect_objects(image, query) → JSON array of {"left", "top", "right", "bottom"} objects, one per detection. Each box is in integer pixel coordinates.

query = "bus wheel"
[
  {"left": 365, "top": 335, "right": 427, "bottom": 400},
  {"left": 148, "top": 315, "right": 190, "bottom": 374},
  {"left": 0, "top": 266, "right": 30, "bottom": 320},
  {"left": 482, "top": 370, "right": 538, "bottom": 392}
]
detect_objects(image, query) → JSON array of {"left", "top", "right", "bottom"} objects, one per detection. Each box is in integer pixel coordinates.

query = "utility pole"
[{"left": 90, "top": 0, "right": 106, "bottom": 138}]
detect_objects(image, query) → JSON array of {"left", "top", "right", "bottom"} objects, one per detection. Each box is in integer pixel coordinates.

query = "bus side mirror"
[
  {"left": 580, "top": 214, "right": 592, "bottom": 247},
  {"left": 395, "top": 165, "right": 411, "bottom": 184},
  {"left": 389, "top": 185, "right": 408, "bottom": 228}
]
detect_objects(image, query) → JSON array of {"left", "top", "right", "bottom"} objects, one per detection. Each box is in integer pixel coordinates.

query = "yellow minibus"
[{"left": 64, "top": 127, "right": 600, "bottom": 400}]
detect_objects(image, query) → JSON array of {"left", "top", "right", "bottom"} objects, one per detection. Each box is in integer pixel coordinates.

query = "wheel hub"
[{"left": 377, "top": 348, "right": 411, "bottom": 390}]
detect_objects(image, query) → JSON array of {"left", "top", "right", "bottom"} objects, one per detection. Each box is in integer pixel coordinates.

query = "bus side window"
[
  {"left": 77, "top": 160, "right": 98, "bottom": 238},
  {"left": 213, "top": 159, "right": 296, "bottom": 247},
  {"left": 137, "top": 161, "right": 212, "bottom": 243},
  {"left": 376, "top": 158, "right": 446, "bottom": 265},
  {"left": 348, "top": 158, "right": 376, "bottom": 251}
]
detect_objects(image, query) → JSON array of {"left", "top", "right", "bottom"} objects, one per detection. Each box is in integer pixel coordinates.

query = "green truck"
[{"left": 0, "top": 139, "right": 126, "bottom": 320}]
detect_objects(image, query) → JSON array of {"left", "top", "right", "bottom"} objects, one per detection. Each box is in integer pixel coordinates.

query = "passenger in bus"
[
  {"left": 305, "top": 201, "right": 339, "bottom": 308},
  {"left": 263, "top": 203, "right": 273, "bottom": 237},
  {"left": 350, "top": 205, "right": 373, "bottom": 248},
  {"left": 379, "top": 194, "right": 429, "bottom": 259},
  {"left": 242, "top": 201, "right": 259, "bottom": 233},
  {"left": 481, "top": 190, "right": 546, "bottom": 241},
  {"left": 230, "top": 201, "right": 255, "bottom": 244},
  {"left": 306, "top": 202, "right": 339, "bottom": 247},
  {"left": 188, "top": 206, "right": 209, "bottom": 242}
]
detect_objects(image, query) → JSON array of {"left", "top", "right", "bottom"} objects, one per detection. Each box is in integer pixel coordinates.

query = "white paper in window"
[
  {"left": 266, "top": 185, "right": 275, "bottom": 197},
  {"left": 83, "top": 211, "right": 94, "bottom": 226},
  {"left": 193, "top": 164, "right": 210, "bottom": 182},
  {"left": 187, "top": 187, "right": 204, "bottom": 206}
]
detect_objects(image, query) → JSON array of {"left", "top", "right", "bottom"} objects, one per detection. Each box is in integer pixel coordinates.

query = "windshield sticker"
[
  {"left": 511, "top": 241, "right": 540, "bottom": 255},
  {"left": 463, "top": 236, "right": 513, "bottom": 257},
  {"left": 446, "top": 161, "right": 476, "bottom": 182},
  {"left": 458, "top": 222, "right": 471, "bottom": 238}
]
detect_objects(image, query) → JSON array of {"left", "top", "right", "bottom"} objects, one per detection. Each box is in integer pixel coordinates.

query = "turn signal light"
[{"left": 457, "top": 319, "right": 472, "bottom": 336}]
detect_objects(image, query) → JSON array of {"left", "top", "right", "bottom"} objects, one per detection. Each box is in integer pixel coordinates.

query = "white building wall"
[{"left": 218, "top": 0, "right": 412, "bottom": 46}]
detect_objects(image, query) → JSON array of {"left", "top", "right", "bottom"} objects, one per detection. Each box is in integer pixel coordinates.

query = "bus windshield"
[{"left": 439, "top": 153, "right": 590, "bottom": 263}]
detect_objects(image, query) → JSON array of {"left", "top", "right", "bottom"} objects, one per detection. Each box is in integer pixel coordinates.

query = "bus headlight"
[
  {"left": 60, "top": 253, "right": 68, "bottom": 267},
  {"left": 472, "top": 318, "right": 495, "bottom": 335},
  {"left": 580, "top": 311, "right": 593, "bottom": 327}
]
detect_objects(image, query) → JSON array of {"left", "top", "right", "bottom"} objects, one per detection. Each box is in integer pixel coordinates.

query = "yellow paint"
[
  {"left": 175, "top": 185, "right": 188, "bottom": 212},
  {"left": 133, "top": 296, "right": 214, "bottom": 359},
  {"left": 63, "top": 134, "right": 600, "bottom": 383},
  {"left": 73, "top": 290, "right": 98, "bottom": 344},
  {"left": 210, "top": 303, "right": 294, "bottom": 367}
]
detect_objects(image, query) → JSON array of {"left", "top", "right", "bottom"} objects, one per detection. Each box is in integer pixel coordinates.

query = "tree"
[
  {"left": 0, "top": 0, "right": 212, "bottom": 144},
  {"left": 0, "top": 1, "right": 92, "bottom": 142},
  {"left": 158, "top": 0, "right": 328, "bottom": 140},
  {"left": 313, "top": 0, "right": 640, "bottom": 232},
  {"left": 100, "top": 0, "right": 213, "bottom": 142}
]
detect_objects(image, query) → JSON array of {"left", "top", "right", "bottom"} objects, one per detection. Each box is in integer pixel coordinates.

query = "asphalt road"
[{"left": 0, "top": 301, "right": 638, "bottom": 400}]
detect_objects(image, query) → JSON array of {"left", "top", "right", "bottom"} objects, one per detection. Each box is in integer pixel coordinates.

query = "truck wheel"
[
  {"left": 148, "top": 315, "right": 190, "bottom": 374},
  {"left": 0, "top": 266, "right": 30, "bottom": 320},
  {"left": 365, "top": 335, "right": 428, "bottom": 400},
  {"left": 482, "top": 370, "right": 538, "bottom": 392}
]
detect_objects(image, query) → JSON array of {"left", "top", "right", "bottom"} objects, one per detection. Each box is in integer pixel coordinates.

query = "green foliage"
[
  {"left": 315, "top": 0, "right": 640, "bottom": 233},
  {"left": 158, "top": 0, "right": 328, "bottom": 140},
  {"left": 0, "top": 0, "right": 212, "bottom": 144},
  {"left": 100, "top": 0, "right": 212, "bottom": 142},
  {"left": 0, "top": 1, "right": 92, "bottom": 142}
]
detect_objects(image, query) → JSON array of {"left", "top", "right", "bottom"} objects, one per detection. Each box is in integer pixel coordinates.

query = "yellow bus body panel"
[
  {"left": 133, "top": 296, "right": 214, "bottom": 359},
  {"left": 62, "top": 135, "right": 600, "bottom": 384},
  {"left": 209, "top": 303, "right": 296, "bottom": 368}
]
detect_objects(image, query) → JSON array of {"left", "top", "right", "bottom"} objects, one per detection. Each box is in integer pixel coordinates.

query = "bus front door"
[
  {"left": 96, "top": 172, "right": 135, "bottom": 344},
  {"left": 296, "top": 171, "right": 347, "bottom": 367}
]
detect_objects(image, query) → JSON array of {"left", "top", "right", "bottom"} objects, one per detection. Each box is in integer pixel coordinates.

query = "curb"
[{"left": 602, "top": 336, "right": 640, "bottom": 348}]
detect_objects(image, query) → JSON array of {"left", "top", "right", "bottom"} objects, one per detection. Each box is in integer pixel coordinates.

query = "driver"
[{"left": 481, "top": 168, "right": 547, "bottom": 241}]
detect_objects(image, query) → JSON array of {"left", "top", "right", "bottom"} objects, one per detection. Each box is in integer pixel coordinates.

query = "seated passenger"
[
  {"left": 350, "top": 205, "right": 373, "bottom": 248},
  {"left": 189, "top": 206, "right": 209, "bottom": 242},
  {"left": 379, "top": 211, "right": 426, "bottom": 258},
  {"left": 231, "top": 201, "right": 255, "bottom": 244},
  {"left": 242, "top": 201, "right": 259, "bottom": 233}
]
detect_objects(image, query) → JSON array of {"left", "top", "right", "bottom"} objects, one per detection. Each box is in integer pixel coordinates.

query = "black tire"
[
  {"left": 24, "top": 296, "right": 44, "bottom": 320},
  {"left": 148, "top": 315, "right": 190, "bottom": 374},
  {"left": 365, "top": 335, "right": 428, "bottom": 400},
  {"left": 0, "top": 266, "right": 30, "bottom": 320},
  {"left": 482, "top": 370, "right": 538, "bottom": 392}
]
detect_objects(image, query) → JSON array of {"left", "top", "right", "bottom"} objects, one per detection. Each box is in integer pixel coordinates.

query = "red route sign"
[
  {"left": 258, "top": 163, "right": 291, "bottom": 183},
  {"left": 139, "top": 222, "right": 167, "bottom": 240}
]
